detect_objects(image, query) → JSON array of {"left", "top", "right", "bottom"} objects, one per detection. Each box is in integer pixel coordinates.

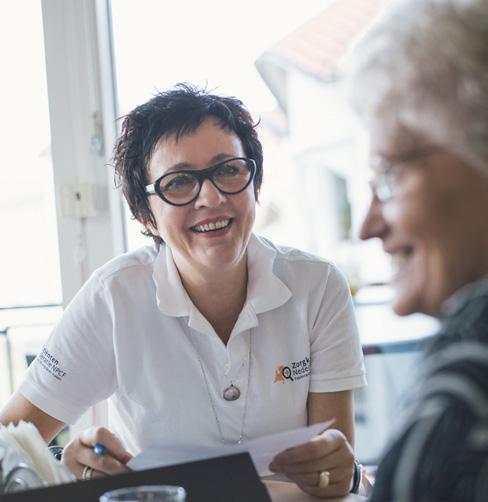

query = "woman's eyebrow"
[
  {"left": 210, "top": 153, "right": 235, "bottom": 164},
  {"left": 163, "top": 161, "right": 193, "bottom": 173},
  {"left": 163, "top": 153, "right": 236, "bottom": 173}
]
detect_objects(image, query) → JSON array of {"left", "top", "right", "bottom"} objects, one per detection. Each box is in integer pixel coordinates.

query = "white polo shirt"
[{"left": 20, "top": 234, "right": 366, "bottom": 455}]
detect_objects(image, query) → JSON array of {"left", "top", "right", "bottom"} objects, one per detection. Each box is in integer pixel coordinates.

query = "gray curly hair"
[{"left": 347, "top": 0, "right": 488, "bottom": 177}]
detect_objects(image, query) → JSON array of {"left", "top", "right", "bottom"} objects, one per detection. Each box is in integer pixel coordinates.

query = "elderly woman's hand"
[
  {"left": 269, "top": 428, "right": 355, "bottom": 498},
  {"left": 62, "top": 426, "right": 132, "bottom": 480}
]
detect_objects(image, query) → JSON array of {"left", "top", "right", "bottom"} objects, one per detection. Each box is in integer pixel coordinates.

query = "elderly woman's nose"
[
  {"left": 359, "top": 195, "right": 388, "bottom": 241},
  {"left": 195, "top": 179, "right": 226, "bottom": 207}
]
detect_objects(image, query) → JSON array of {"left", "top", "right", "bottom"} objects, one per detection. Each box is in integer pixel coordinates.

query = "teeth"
[{"left": 194, "top": 219, "right": 230, "bottom": 233}]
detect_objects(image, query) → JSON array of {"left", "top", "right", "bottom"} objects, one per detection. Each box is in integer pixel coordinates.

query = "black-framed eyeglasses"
[
  {"left": 369, "top": 147, "right": 440, "bottom": 203},
  {"left": 145, "top": 157, "right": 256, "bottom": 207}
]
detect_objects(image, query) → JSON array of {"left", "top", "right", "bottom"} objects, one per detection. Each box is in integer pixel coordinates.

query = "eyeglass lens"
[
  {"left": 370, "top": 147, "right": 440, "bottom": 202},
  {"left": 158, "top": 158, "right": 253, "bottom": 205},
  {"left": 374, "top": 173, "right": 395, "bottom": 202}
]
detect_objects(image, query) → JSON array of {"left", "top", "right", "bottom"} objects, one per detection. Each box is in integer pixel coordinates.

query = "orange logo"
[
  {"left": 274, "top": 365, "right": 285, "bottom": 384},
  {"left": 273, "top": 363, "right": 301, "bottom": 383}
]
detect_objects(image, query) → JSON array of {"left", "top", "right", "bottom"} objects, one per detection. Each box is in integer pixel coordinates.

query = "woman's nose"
[
  {"left": 359, "top": 193, "right": 388, "bottom": 241},
  {"left": 194, "top": 179, "right": 226, "bottom": 208}
]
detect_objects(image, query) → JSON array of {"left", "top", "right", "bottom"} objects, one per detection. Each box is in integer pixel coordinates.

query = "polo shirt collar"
[
  {"left": 153, "top": 244, "right": 192, "bottom": 318},
  {"left": 246, "top": 234, "right": 292, "bottom": 314},
  {"left": 152, "top": 234, "right": 292, "bottom": 331}
]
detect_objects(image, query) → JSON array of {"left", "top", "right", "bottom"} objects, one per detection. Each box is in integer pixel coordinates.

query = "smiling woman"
[
  {"left": 1, "top": 84, "right": 366, "bottom": 498},
  {"left": 347, "top": 0, "right": 488, "bottom": 500}
]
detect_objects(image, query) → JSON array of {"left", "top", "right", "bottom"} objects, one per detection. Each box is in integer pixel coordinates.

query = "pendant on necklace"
[{"left": 223, "top": 383, "right": 240, "bottom": 401}]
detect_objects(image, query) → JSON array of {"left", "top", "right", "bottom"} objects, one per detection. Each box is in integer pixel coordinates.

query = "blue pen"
[{"left": 94, "top": 442, "right": 106, "bottom": 456}]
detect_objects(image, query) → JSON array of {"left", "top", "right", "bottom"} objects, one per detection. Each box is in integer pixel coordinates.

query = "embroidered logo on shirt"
[
  {"left": 274, "top": 366, "right": 286, "bottom": 383},
  {"left": 273, "top": 357, "right": 311, "bottom": 383},
  {"left": 36, "top": 347, "right": 67, "bottom": 381}
]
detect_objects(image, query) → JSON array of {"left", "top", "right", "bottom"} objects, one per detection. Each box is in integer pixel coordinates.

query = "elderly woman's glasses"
[
  {"left": 145, "top": 157, "right": 256, "bottom": 206},
  {"left": 369, "top": 147, "right": 440, "bottom": 202}
]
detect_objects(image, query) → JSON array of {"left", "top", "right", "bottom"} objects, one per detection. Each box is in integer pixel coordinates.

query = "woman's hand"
[
  {"left": 268, "top": 428, "right": 355, "bottom": 498},
  {"left": 62, "top": 426, "right": 132, "bottom": 480}
]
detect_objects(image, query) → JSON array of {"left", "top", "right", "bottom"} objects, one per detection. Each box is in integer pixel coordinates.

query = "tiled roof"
[{"left": 261, "top": 0, "right": 389, "bottom": 81}]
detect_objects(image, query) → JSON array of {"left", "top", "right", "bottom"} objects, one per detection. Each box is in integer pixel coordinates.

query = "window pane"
[
  {"left": 109, "top": 0, "right": 392, "bottom": 285},
  {"left": 110, "top": 0, "right": 337, "bottom": 245},
  {"left": 0, "top": 1, "right": 62, "bottom": 407},
  {"left": 0, "top": 0, "right": 62, "bottom": 308}
]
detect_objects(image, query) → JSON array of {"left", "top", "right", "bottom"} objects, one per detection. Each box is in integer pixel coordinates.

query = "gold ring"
[
  {"left": 82, "top": 465, "right": 94, "bottom": 481},
  {"left": 318, "top": 469, "right": 330, "bottom": 488}
]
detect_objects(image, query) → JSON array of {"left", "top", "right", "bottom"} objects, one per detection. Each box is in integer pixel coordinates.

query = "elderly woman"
[
  {"left": 347, "top": 0, "right": 488, "bottom": 500},
  {"left": 0, "top": 84, "right": 366, "bottom": 497}
]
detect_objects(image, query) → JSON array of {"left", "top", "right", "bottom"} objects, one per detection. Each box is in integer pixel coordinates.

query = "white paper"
[{"left": 128, "top": 420, "right": 334, "bottom": 476}]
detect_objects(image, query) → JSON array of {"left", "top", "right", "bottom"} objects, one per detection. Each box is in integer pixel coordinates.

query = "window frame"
[{"left": 41, "top": 0, "right": 126, "bottom": 306}]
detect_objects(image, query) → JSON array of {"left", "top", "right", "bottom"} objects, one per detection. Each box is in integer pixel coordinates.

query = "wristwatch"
[{"left": 350, "top": 459, "right": 362, "bottom": 494}]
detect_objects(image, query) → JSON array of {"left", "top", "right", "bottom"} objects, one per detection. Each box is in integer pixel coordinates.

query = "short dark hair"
[{"left": 113, "top": 83, "right": 263, "bottom": 244}]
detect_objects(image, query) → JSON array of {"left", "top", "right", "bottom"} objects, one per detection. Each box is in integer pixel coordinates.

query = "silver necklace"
[
  {"left": 222, "top": 352, "right": 248, "bottom": 401},
  {"left": 187, "top": 327, "right": 252, "bottom": 445}
]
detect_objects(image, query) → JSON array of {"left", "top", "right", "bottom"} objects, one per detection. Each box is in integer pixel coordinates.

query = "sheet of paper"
[{"left": 128, "top": 419, "right": 334, "bottom": 476}]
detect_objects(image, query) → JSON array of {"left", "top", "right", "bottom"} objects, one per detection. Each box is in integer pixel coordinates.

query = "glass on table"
[{"left": 99, "top": 485, "right": 186, "bottom": 501}]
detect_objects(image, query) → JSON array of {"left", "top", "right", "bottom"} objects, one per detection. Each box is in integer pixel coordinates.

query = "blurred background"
[{"left": 0, "top": 0, "right": 438, "bottom": 464}]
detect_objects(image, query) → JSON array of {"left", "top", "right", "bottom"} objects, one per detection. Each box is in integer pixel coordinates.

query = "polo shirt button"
[{"left": 224, "top": 363, "right": 230, "bottom": 374}]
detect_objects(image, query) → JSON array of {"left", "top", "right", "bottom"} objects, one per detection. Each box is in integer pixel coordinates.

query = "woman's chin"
[
  {"left": 197, "top": 248, "right": 245, "bottom": 271},
  {"left": 392, "top": 297, "right": 415, "bottom": 316},
  {"left": 391, "top": 278, "right": 420, "bottom": 317}
]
